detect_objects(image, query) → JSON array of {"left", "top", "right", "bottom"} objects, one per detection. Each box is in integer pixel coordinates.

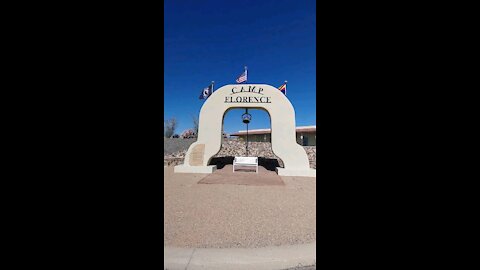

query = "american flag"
[
  {"left": 236, "top": 69, "right": 247, "bottom": 83},
  {"left": 278, "top": 82, "right": 287, "bottom": 95}
]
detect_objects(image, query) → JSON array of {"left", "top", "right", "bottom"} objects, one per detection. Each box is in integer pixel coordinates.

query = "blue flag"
[{"left": 199, "top": 84, "right": 213, "bottom": 100}]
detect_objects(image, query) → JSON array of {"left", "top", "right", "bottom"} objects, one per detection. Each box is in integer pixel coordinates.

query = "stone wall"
[
  {"left": 164, "top": 140, "right": 316, "bottom": 169},
  {"left": 164, "top": 138, "right": 197, "bottom": 155}
]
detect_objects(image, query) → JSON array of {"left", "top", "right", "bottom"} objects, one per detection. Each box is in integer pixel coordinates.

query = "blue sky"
[{"left": 164, "top": 0, "right": 316, "bottom": 135}]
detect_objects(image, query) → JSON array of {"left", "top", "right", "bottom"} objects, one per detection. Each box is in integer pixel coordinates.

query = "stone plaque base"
[
  {"left": 276, "top": 167, "right": 316, "bottom": 177},
  {"left": 174, "top": 165, "right": 217, "bottom": 174}
]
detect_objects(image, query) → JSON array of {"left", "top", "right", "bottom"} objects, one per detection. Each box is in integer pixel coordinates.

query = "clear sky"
[{"left": 164, "top": 0, "right": 316, "bottom": 135}]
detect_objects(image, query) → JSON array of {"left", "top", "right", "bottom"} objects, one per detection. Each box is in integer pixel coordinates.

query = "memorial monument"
[{"left": 174, "top": 84, "right": 316, "bottom": 177}]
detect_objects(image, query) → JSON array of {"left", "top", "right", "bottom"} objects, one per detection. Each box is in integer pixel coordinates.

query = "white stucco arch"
[{"left": 174, "top": 84, "right": 316, "bottom": 177}]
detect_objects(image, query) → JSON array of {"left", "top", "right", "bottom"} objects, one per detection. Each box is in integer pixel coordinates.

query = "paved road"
[{"left": 164, "top": 242, "right": 316, "bottom": 270}]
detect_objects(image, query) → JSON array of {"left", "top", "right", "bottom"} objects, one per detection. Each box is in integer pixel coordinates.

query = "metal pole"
[
  {"left": 245, "top": 66, "right": 247, "bottom": 83},
  {"left": 246, "top": 121, "right": 249, "bottom": 156},
  {"left": 247, "top": 124, "right": 248, "bottom": 157},
  {"left": 246, "top": 108, "right": 249, "bottom": 156}
]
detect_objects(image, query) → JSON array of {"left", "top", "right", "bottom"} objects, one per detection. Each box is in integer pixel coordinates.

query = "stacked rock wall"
[{"left": 164, "top": 139, "right": 316, "bottom": 169}]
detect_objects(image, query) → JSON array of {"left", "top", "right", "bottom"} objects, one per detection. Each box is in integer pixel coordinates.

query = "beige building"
[{"left": 230, "top": 125, "right": 316, "bottom": 146}]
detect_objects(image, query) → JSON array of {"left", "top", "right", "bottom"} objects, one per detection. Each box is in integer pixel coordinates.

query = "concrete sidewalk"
[{"left": 164, "top": 242, "right": 316, "bottom": 270}]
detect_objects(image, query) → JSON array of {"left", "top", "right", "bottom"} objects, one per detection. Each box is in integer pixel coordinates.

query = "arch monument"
[{"left": 174, "top": 84, "right": 316, "bottom": 177}]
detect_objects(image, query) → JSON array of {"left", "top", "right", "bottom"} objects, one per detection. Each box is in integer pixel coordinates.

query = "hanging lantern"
[{"left": 242, "top": 111, "right": 252, "bottom": 124}]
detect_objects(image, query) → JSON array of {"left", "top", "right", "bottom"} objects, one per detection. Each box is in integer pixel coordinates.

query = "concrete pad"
[
  {"left": 163, "top": 247, "right": 195, "bottom": 270},
  {"left": 164, "top": 242, "right": 316, "bottom": 270},
  {"left": 198, "top": 165, "right": 284, "bottom": 186},
  {"left": 174, "top": 165, "right": 217, "bottom": 174},
  {"left": 276, "top": 167, "right": 316, "bottom": 177}
]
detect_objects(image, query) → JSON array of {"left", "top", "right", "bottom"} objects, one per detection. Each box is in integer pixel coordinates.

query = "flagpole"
[
  {"left": 285, "top": 80, "right": 288, "bottom": 96},
  {"left": 244, "top": 66, "right": 247, "bottom": 83}
]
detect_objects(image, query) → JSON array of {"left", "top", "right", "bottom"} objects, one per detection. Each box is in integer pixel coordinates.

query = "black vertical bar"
[{"left": 246, "top": 122, "right": 249, "bottom": 156}]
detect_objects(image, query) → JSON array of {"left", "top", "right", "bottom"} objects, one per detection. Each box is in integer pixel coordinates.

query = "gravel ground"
[{"left": 164, "top": 167, "right": 316, "bottom": 248}]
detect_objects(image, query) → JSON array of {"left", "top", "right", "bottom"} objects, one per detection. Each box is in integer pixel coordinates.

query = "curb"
[{"left": 164, "top": 242, "right": 316, "bottom": 270}]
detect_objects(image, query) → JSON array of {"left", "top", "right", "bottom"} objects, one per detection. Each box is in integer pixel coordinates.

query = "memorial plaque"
[{"left": 189, "top": 144, "right": 205, "bottom": 166}]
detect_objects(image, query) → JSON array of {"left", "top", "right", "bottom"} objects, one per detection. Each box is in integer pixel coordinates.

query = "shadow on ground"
[{"left": 209, "top": 156, "right": 282, "bottom": 171}]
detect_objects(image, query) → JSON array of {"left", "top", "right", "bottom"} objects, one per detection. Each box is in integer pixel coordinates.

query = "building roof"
[{"left": 230, "top": 125, "right": 316, "bottom": 136}]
